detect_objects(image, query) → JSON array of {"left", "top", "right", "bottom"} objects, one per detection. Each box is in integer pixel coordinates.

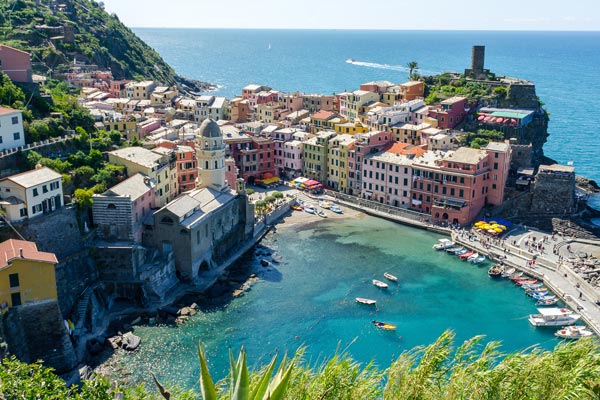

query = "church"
[{"left": 142, "top": 119, "right": 255, "bottom": 282}]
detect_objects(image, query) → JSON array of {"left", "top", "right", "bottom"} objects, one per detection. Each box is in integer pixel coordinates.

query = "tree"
[
  {"left": 407, "top": 61, "right": 419, "bottom": 81},
  {"left": 74, "top": 188, "right": 94, "bottom": 209}
]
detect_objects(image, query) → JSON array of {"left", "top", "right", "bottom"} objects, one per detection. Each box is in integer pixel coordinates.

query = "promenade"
[{"left": 451, "top": 227, "right": 600, "bottom": 336}]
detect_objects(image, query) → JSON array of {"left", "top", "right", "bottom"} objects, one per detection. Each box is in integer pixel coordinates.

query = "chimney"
[{"left": 19, "top": 248, "right": 23, "bottom": 258}]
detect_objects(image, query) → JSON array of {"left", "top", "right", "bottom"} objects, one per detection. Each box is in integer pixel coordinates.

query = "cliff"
[{"left": 0, "top": 0, "right": 213, "bottom": 92}]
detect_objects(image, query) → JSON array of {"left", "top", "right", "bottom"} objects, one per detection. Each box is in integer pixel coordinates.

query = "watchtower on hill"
[{"left": 464, "top": 45, "right": 490, "bottom": 80}]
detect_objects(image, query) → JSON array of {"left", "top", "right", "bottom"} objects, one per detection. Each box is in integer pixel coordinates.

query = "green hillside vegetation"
[
  {"left": 0, "top": 0, "right": 176, "bottom": 84},
  {"left": 2, "top": 331, "right": 598, "bottom": 399}
]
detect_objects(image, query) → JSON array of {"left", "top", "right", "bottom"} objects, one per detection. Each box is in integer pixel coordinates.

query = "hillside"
[{"left": 0, "top": 0, "right": 212, "bottom": 91}]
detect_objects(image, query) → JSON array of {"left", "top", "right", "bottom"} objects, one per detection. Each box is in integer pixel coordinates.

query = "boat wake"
[{"left": 345, "top": 59, "right": 438, "bottom": 75}]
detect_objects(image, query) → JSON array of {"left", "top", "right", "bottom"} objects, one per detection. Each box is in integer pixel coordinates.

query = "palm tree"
[{"left": 407, "top": 61, "right": 419, "bottom": 81}]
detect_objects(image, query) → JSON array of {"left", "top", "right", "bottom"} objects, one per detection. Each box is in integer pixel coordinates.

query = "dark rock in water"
[
  {"left": 205, "top": 283, "right": 230, "bottom": 297},
  {"left": 260, "top": 259, "right": 270, "bottom": 267}
]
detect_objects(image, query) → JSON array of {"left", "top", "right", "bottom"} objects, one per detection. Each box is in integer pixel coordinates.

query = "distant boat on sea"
[
  {"left": 346, "top": 58, "right": 355, "bottom": 63},
  {"left": 267, "top": 43, "right": 271, "bottom": 50}
]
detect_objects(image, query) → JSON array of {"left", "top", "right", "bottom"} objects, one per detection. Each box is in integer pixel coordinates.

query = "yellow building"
[
  {"left": 103, "top": 119, "right": 138, "bottom": 141},
  {"left": 302, "top": 131, "right": 337, "bottom": 182},
  {"left": 327, "top": 134, "right": 355, "bottom": 192},
  {"left": 334, "top": 120, "right": 369, "bottom": 135},
  {"left": 0, "top": 239, "right": 58, "bottom": 309}
]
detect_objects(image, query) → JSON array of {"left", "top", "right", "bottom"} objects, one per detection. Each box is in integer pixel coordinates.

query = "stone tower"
[
  {"left": 464, "top": 45, "right": 489, "bottom": 80},
  {"left": 196, "top": 118, "right": 226, "bottom": 191}
]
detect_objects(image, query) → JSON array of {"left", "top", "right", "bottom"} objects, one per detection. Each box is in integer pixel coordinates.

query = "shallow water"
[{"left": 106, "top": 215, "right": 559, "bottom": 390}]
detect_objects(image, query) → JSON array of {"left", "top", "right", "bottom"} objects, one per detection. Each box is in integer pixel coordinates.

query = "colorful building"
[
  {"left": 0, "top": 107, "right": 25, "bottom": 152},
  {"left": 346, "top": 131, "right": 392, "bottom": 195},
  {"left": 428, "top": 96, "right": 469, "bottom": 129},
  {"left": 0, "top": 239, "right": 58, "bottom": 308},
  {"left": 302, "top": 131, "right": 337, "bottom": 182},
  {"left": 327, "top": 134, "right": 355, "bottom": 191},
  {"left": 155, "top": 141, "right": 198, "bottom": 193},
  {"left": 0, "top": 167, "right": 63, "bottom": 222},
  {"left": 0, "top": 44, "right": 32, "bottom": 83},
  {"left": 339, "top": 90, "right": 380, "bottom": 122}
]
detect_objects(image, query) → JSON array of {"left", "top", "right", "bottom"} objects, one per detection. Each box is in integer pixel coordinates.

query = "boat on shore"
[
  {"left": 316, "top": 209, "right": 328, "bottom": 218},
  {"left": 304, "top": 204, "right": 316, "bottom": 214},
  {"left": 433, "top": 239, "right": 454, "bottom": 250},
  {"left": 528, "top": 307, "right": 580, "bottom": 327},
  {"left": 318, "top": 200, "right": 331, "bottom": 209},
  {"left": 372, "top": 320, "right": 396, "bottom": 330},
  {"left": 355, "top": 297, "right": 376, "bottom": 305},
  {"left": 554, "top": 325, "right": 594, "bottom": 339},
  {"left": 330, "top": 204, "right": 343, "bottom": 214},
  {"left": 488, "top": 264, "right": 504, "bottom": 277},
  {"left": 383, "top": 272, "right": 398, "bottom": 282},
  {"left": 372, "top": 279, "right": 388, "bottom": 288},
  {"left": 290, "top": 204, "right": 303, "bottom": 211}
]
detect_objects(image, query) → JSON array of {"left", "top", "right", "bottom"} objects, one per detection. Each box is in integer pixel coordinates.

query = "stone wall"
[
  {"left": 55, "top": 252, "right": 98, "bottom": 317},
  {"left": 531, "top": 171, "right": 575, "bottom": 215},
  {"left": 2, "top": 300, "right": 77, "bottom": 374},
  {"left": 507, "top": 83, "right": 539, "bottom": 109}
]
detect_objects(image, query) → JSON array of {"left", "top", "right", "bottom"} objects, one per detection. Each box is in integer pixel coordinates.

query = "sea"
[
  {"left": 104, "top": 30, "right": 599, "bottom": 389},
  {"left": 109, "top": 216, "right": 558, "bottom": 389}
]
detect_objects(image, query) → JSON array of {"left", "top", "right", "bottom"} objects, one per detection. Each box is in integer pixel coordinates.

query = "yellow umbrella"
[
  {"left": 493, "top": 227, "right": 503, "bottom": 232},
  {"left": 498, "top": 224, "right": 507, "bottom": 230}
]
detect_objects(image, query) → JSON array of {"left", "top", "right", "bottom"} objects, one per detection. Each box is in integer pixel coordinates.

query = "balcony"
[{"left": 433, "top": 197, "right": 467, "bottom": 210}]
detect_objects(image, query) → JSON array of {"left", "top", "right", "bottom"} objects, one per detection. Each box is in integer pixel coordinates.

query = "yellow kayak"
[{"left": 373, "top": 320, "right": 396, "bottom": 330}]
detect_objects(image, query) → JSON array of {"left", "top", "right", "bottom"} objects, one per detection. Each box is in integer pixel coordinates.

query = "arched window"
[
  {"left": 214, "top": 160, "right": 218, "bottom": 169},
  {"left": 107, "top": 203, "right": 116, "bottom": 209}
]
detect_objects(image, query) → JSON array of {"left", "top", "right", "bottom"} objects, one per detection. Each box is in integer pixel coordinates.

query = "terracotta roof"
[
  {"left": 0, "top": 106, "right": 19, "bottom": 116},
  {"left": 386, "top": 142, "right": 426, "bottom": 157},
  {"left": 0, "top": 239, "right": 58, "bottom": 270},
  {"left": 311, "top": 110, "right": 335, "bottom": 120}
]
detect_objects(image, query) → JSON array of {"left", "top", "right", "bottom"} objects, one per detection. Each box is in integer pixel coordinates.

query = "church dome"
[{"left": 198, "top": 118, "right": 222, "bottom": 138}]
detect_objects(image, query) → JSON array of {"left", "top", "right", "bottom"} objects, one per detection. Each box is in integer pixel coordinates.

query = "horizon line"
[{"left": 129, "top": 26, "right": 600, "bottom": 32}]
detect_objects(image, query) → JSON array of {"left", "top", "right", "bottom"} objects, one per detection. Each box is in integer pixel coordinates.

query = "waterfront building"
[
  {"left": 271, "top": 127, "right": 299, "bottom": 178},
  {"left": 0, "top": 239, "right": 58, "bottom": 309},
  {"left": 196, "top": 119, "right": 227, "bottom": 191},
  {"left": 0, "top": 44, "right": 32, "bottom": 83},
  {"left": 362, "top": 143, "right": 425, "bottom": 207},
  {"left": 428, "top": 96, "right": 469, "bottom": 129},
  {"left": 346, "top": 131, "right": 392, "bottom": 195},
  {"left": 0, "top": 107, "right": 25, "bottom": 152},
  {"left": 339, "top": 90, "right": 379, "bottom": 122},
  {"left": 194, "top": 95, "right": 215, "bottom": 123},
  {"left": 282, "top": 140, "right": 303, "bottom": 179},
  {"left": 530, "top": 164, "right": 576, "bottom": 216},
  {"left": 175, "top": 98, "right": 196, "bottom": 120},
  {"left": 279, "top": 92, "right": 303, "bottom": 112},
  {"left": 327, "top": 134, "right": 355, "bottom": 191},
  {"left": 359, "top": 80, "right": 394, "bottom": 96},
  {"left": 410, "top": 143, "right": 510, "bottom": 224},
  {"left": 92, "top": 173, "right": 155, "bottom": 243},
  {"left": 0, "top": 167, "right": 63, "bottom": 223},
  {"left": 108, "top": 147, "right": 178, "bottom": 207},
  {"left": 302, "top": 131, "right": 337, "bottom": 182},
  {"left": 483, "top": 142, "right": 511, "bottom": 206}
]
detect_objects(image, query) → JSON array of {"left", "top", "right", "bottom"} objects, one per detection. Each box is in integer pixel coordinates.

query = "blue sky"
[{"left": 100, "top": 0, "right": 600, "bottom": 30}]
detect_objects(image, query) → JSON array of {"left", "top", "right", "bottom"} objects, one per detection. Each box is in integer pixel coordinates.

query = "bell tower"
[{"left": 196, "top": 118, "right": 226, "bottom": 191}]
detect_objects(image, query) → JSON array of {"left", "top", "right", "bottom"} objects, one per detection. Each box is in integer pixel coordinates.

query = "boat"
[
  {"left": 554, "top": 325, "right": 594, "bottom": 339},
  {"left": 290, "top": 204, "right": 303, "bottom": 211},
  {"left": 318, "top": 200, "right": 331, "bottom": 209},
  {"left": 529, "top": 291, "right": 552, "bottom": 300},
  {"left": 454, "top": 248, "right": 468, "bottom": 255},
  {"left": 330, "top": 204, "right": 343, "bottom": 214},
  {"left": 488, "top": 264, "right": 504, "bottom": 277},
  {"left": 536, "top": 297, "right": 559, "bottom": 306},
  {"left": 501, "top": 267, "right": 516, "bottom": 278},
  {"left": 346, "top": 58, "right": 355, "bottom": 63},
  {"left": 355, "top": 297, "right": 376, "bottom": 305},
  {"left": 433, "top": 239, "right": 454, "bottom": 250},
  {"left": 508, "top": 272, "right": 524, "bottom": 281},
  {"left": 383, "top": 272, "right": 398, "bottom": 282},
  {"left": 372, "top": 279, "right": 388, "bottom": 288},
  {"left": 526, "top": 289, "right": 549, "bottom": 298},
  {"left": 304, "top": 204, "right": 316, "bottom": 214},
  {"left": 466, "top": 252, "right": 480, "bottom": 262},
  {"left": 515, "top": 279, "right": 537, "bottom": 286},
  {"left": 372, "top": 320, "right": 396, "bottom": 330},
  {"left": 528, "top": 308, "right": 581, "bottom": 327},
  {"left": 520, "top": 282, "right": 543, "bottom": 290},
  {"left": 459, "top": 251, "right": 475, "bottom": 260},
  {"left": 445, "top": 246, "right": 463, "bottom": 253},
  {"left": 471, "top": 255, "right": 486, "bottom": 264},
  {"left": 316, "top": 209, "right": 328, "bottom": 218}
]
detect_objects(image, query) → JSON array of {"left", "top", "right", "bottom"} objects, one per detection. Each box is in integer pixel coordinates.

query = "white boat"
[
  {"left": 355, "top": 297, "right": 376, "bottom": 305},
  {"left": 446, "top": 246, "right": 463, "bottom": 253},
  {"left": 330, "top": 204, "right": 343, "bottom": 214},
  {"left": 472, "top": 255, "right": 486, "bottom": 264},
  {"left": 466, "top": 252, "right": 480, "bottom": 262},
  {"left": 304, "top": 204, "right": 316, "bottom": 214},
  {"left": 554, "top": 325, "right": 594, "bottom": 339},
  {"left": 528, "top": 308, "right": 581, "bottom": 327},
  {"left": 318, "top": 200, "right": 331, "bottom": 209},
  {"left": 372, "top": 279, "right": 388, "bottom": 289},
  {"left": 501, "top": 267, "right": 516, "bottom": 278},
  {"left": 433, "top": 239, "right": 454, "bottom": 250},
  {"left": 383, "top": 272, "right": 398, "bottom": 282},
  {"left": 316, "top": 209, "right": 328, "bottom": 218}
]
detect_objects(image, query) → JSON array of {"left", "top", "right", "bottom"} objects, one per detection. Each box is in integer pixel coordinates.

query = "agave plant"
[{"left": 154, "top": 341, "right": 294, "bottom": 400}]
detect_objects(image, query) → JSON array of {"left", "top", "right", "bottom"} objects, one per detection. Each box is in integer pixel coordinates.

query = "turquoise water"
[
  {"left": 112, "top": 215, "right": 558, "bottom": 390},
  {"left": 135, "top": 29, "right": 600, "bottom": 181}
]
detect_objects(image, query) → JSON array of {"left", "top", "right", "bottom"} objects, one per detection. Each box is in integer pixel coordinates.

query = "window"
[
  {"left": 459, "top": 189, "right": 464, "bottom": 197},
  {"left": 0, "top": 136, "right": 2, "bottom": 144},
  {"left": 11, "top": 292, "right": 21, "bottom": 306},
  {"left": 9, "top": 273, "right": 19, "bottom": 288},
  {"left": 33, "top": 188, "right": 39, "bottom": 197},
  {"left": 42, "top": 185, "right": 48, "bottom": 193},
  {"left": 13, "top": 132, "right": 20, "bottom": 140},
  {"left": 492, "top": 184, "right": 497, "bottom": 190},
  {"left": 12, "top": 116, "right": 18, "bottom": 125},
  {"left": 493, "top": 162, "right": 498, "bottom": 170}
]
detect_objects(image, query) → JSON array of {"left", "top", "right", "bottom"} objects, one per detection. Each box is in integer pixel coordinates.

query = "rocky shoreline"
[{"left": 175, "top": 74, "right": 219, "bottom": 94}]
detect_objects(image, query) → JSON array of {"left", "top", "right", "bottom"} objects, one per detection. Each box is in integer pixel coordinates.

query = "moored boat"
[
  {"left": 459, "top": 251, "right": 475, "bottom": 260},
  {"left": 383, "top": 272, "right": 398, "bottom": 282},
  {"left": 446, "top": 246, "right": 463, "bottom": 253},
  {"left": 501, "top": 267, "right": 516, "bottom": 278},
  {"left": 472, "top": 255, "right": 486, "bottom": 264},
  {"left": 536, "top": 297, "right": 559, "bottom": 306},
  {"left": 372, "top": 320, "right": 396, "bottom": 330},
  {"left": 355, "top": 297, "right": 376, "bottom": 305},
  {"left": 554, "top": 325, "right": 594, "bottom": 339},
  {"left": 528, "top": 307, "right": 580, "bottom": 327},
  {"left": 433, "top": 239, "right": 454, "bottom": 250},
  {"left": 454, "top": 248, "right": 468, "bottom": 255},
  {"left": 372, "top": 279, "right": 388, "bottom": 288},
  {"left": 488, "top": 264, "right": 504, "bottom": 277},
  {"left": 509, "top": 272, "right": 524, "bottom": 281},
  {"left": 515, "top": 279, "right": 537, "bottom": 286},
  {"left": 520, "top": 282, "right": 543, "bottom": 290},
  {"left": 466, "top": 252, "right": 480, "bottom": 262}
]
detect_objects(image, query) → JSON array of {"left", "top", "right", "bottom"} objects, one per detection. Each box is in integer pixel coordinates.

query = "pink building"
[
  {"left": 410, "top": 144, "right": 509, "bottom": 225},
  {"left": 155, "top": 141, "right": 197, "bottom": 193},
  {"left": 346, "top": 131, "right": 392, "bottom": 195},
  {"left": 0, "top": 45, "right": 32, "bottom": 83},
  {"left": 428, "top": 96, "right": 469, "bottom": 129},
  {"left": 110, "top": 80, "right": 130, "bottom": 98},
  {"left": 361, "top": 143, "right": 426, "bottom": 207},
  {"left": 282, "top": 140, "right": 303, "bottom": 178},
  {"left": 225, "top": 157, "right": 239, "bottom": 189},
  {"left": 92, "top": 173, "right": 155, "bottom": 243}
]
